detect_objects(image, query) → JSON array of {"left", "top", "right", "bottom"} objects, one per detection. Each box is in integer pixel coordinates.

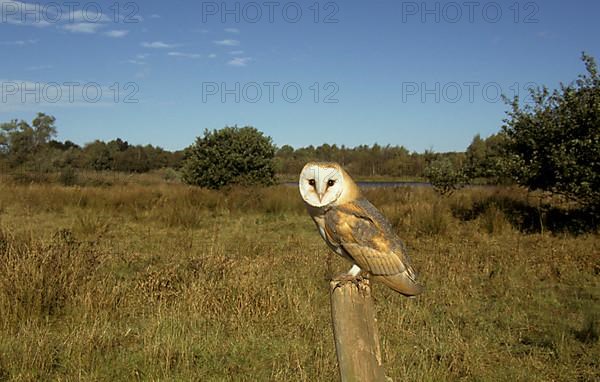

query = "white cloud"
[
  {"left": 214, "top": 39, "right": 239, "bottom": 46},
  {"left": 63, "top": 22, "right": 103, "bottom": 34},
  {"left": 208, "top": 53, "right": 217, "bottom": 59},
  {"left": 168, "top": 51, "right": 202, "bottom": 59},
  {"left": 125, "top": 54, "right": 149, "bottom": 65},
  {"left": 224, "top": 28, "right": 239, "bottom": 33},
  {"left": 150, "top": 14, "right": 161, "bottom": 19},
  {"left": 141, "top": 41, "right": 177, "bottom": 48},
  {"left": 126, "top": 59, "right": 146, "bottom": 65},
  {"left": 229, "top": 50, "right": 244, "bottom": 55},
  {"left": 105, "top": 30, "right": 129, "bottom": 38},
  {"left": 228, "top": 57, "right": 251, "bottom": 67}
]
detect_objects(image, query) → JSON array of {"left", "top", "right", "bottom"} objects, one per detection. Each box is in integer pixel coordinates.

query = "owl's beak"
[
  {"left": 317, "top": 192, "right": 325, "bottom": 202},
  {"left": 315, "top": 183, "right": 326, "bottom": 202}
]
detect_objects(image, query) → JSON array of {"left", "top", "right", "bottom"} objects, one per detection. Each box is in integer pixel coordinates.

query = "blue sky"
[{"left": 1, "top": 0, "right": 598, "bottom": 152}]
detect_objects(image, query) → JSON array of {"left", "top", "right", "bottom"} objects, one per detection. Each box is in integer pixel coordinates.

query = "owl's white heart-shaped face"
[{"left": 299, "top": 163, "right": 344, "bottom": 208}]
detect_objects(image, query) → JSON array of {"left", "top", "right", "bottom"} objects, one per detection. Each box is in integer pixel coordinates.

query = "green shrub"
[
  {"left": 182, "top": 126, "right": 276, "bottom": 189},
  {"left": 424, "top": 158, "right": 468, "bottom": 196}
]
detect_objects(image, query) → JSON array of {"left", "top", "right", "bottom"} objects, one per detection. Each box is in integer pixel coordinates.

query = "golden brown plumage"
[{"left": 299, "top": 162, "right": 424, "bottom": 297}]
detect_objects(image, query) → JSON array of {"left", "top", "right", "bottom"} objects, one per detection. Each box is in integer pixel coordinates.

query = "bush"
[
  {"left": 182, "top": 126, "right": 276, "bottom": 189},
  {"left": 424, "top": 158, "right": 468, "bottom": 196}
]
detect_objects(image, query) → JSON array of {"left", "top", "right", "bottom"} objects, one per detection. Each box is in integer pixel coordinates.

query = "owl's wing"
[{"left": 324, "top": 198, "right": 419, "bottom": 280}]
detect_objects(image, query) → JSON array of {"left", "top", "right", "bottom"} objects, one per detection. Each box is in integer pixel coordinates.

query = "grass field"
[{"left": 0, "top": 176, "right": 598, "bottom": 381}]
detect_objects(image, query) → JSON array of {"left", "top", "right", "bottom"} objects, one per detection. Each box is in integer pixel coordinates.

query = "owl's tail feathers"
[{"left": 374, "top": 272, "right": 424, "bottom": 297}]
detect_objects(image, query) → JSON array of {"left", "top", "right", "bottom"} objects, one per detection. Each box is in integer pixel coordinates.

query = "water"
[
  {"left": 356, "top": 181, "right": 431, "bottom": 188},
  {"left": 283, "top": 181, "right": 431, "bottom": 188},
  {"left": 285, "top": 181, "right": 495, "bottom": 189}
]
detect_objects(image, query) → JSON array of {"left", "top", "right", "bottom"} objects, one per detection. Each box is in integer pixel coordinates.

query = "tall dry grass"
[{"left": 0, "top": 179, "right": 597, "bottom": 381}]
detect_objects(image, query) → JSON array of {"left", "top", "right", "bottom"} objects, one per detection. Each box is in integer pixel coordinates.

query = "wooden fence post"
[{"left": 329, "top": 278, "right": 388, "bottom": 382}]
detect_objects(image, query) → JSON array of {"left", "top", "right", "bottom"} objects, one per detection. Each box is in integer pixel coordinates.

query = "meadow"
[{"left": 0, "top": 173, "right": 598, "bottom": 381}]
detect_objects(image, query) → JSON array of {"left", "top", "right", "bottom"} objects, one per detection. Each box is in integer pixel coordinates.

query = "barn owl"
[{"left": 299, "top": 162, "right": 424, "bottom": 297}]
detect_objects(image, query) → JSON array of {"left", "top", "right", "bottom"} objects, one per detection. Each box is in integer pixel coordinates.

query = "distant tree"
[
  {"left": 424, "top": 158, "right": 468, "bottom": 196},
  {"left": 464, "top": 133, "right": 509, "bottom": 182},
  {"left": 49, "top": 140, "right": 81, "bottom": 151},
  {"left": 0, "top": 114, "right": 196, "bottom": 175},
  {"left": 111, "top": 138, "right": 130, "bottom": 152},
  {"left": 143, "top": 144, "right": 174, "bottom": 169},
  {"left": 83, "top": 140, "right": 113, "bottom": 171},
  {"left": 51, "top": 146, "right": 83, "bottom": 170},
  {"left": 31, "top": 113, "right": 57, "bottom": 148},
  {"left": 0, "top": 113, "right": 57, "bottom": 168},
  {"left": 273, "top": 143, "right": 472, "bottom": 179},
  {"left": 278, "top": 145, "right": 294, "bottom": 156},
  {"left": 182, "top": 126, "right": 276, "bottom": 189},
  {"left": 113, "top": 146, "right": 150, "bottom": 172},
  {"left": 316, "top": 143, "right": 334, "bottom": 161},
  {"left": 162, "top": 149, "right": 185, "bottom": 169},
  {"left": 502, "top": 53, "right": 600, "bottom": 209},
  {"left": 274, "top": 144, "right": 296, "bottom": 174}
]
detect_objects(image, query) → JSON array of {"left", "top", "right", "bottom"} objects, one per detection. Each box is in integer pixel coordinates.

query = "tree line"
[
  {"left": 0, "top": 114, "right": 183, "bottom": 174},
  {"left": 0, "top": 114, "right": 465, "bottom": 179}
]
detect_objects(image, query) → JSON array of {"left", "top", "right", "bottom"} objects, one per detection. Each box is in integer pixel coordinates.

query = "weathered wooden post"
[{"left": 329, "top": 278, "right": 387, "bottom": 382}]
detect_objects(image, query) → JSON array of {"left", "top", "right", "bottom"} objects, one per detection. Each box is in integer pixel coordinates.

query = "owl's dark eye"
[
  {"left": 327, "top": 179, "right": 336, "bottom": 187},
  {"left": 308, "top": 179, "right": 316, "bottom": 187}
]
